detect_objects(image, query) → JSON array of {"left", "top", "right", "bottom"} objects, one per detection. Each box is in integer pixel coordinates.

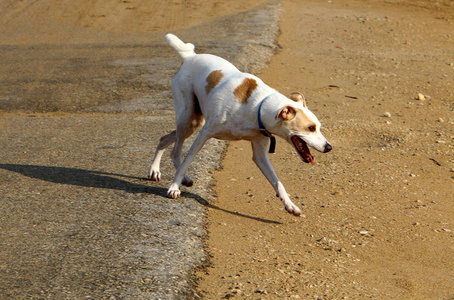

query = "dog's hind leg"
[
  {"left": 148, "top": 130, "right": 176, "bottom": 181},
  {"left": 147, "top": 112, "right": 202, "bottom": 185},
  {"left": 167, "top": 127, "right": 211, "bottom": 199},
  {"left": 148, "top": 68, "right": 203, "bottom": 184},
  {"left": 170, "top": 86, "right": 205, "bottom": 187}
]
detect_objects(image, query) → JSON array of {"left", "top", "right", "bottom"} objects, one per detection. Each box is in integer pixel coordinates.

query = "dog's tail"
[{"left": 165, "top": 34, "right": 196, "bottom": 60}]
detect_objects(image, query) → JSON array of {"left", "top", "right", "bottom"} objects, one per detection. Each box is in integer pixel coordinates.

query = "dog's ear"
[
  {"left": 276, "top": 106, "right": 297, "bottom": 121},
  {"left": 288, "top": 92, "right": 307, "bottom": 108}
]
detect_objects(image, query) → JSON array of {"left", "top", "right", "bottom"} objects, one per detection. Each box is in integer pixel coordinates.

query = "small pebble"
[
  {"left": 359, "top": 230, "right": 369, "bottom": 235},
  {"left": 382, "top": 112, "right": 392, "bottom": 118},
  {"left": 417, "top": 93, "right": 426, "bottom": 101}
]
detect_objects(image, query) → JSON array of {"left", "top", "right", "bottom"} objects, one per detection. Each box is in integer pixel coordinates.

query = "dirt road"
[{"left": 197, "top": 0, "right": 454, "bottom": 299}]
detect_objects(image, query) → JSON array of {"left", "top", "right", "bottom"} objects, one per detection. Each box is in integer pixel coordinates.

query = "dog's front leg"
[
  {"left": 167, "top": 129, "right": 211, "bottom": 199},
  {"left": 251, "top": 138, "right": 302, "bottom": 216}
]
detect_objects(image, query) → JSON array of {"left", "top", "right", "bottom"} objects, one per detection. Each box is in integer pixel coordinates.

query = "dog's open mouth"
[{"left": 291, "top": 135, "right": 314, "bottom": 165}]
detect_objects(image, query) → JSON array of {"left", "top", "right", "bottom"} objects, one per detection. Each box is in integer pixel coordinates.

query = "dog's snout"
[{"left": 323, "top": 143, "right": 332, "bottom": 153}]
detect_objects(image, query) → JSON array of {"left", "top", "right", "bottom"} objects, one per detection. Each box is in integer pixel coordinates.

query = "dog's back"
[{"left": 165, "top": 34, "right": 241, "bottom": 107}]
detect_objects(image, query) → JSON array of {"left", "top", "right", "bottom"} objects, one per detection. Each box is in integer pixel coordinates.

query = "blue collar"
[{"left": 257, "top": 95, "right": 276, "bottom": 153}]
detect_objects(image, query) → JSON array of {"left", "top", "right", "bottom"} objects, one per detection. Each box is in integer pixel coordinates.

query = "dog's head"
[{"left": 273, "top": 92, "right": 332, "bottom": 165}]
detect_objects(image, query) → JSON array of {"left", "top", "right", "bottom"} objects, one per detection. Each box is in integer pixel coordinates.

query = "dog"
[{"left": 148, "top": 34, "right": 332, "bottom": 216}]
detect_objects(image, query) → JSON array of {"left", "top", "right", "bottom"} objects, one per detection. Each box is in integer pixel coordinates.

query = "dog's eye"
[{"left": 308, "top": 126, "right": 316, "bottom": 132}]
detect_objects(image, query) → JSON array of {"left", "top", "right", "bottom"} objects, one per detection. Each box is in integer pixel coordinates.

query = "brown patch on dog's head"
[
  {"left": 288, "top": 92, "right": 307, "bottom": 108},
  {"left": 205, "top": 70, "right": 224, "bottom": 95},
  {"left": 277, "top": 106, "right": 316, "bottom": 132},
  {"left": 234, "top": 78, "right": 258, "bottom": 103}
]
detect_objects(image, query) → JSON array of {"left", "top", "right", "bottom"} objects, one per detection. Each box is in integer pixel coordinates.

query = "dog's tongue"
[
  {"left": 303, "top": 142, "right": 314, "bottom": 165},
  {"left": 292, "top": 136, "right": 314, "bottom": 165},
  {"left": 308, "top": 153, "right": 314, "bottom": 165}
]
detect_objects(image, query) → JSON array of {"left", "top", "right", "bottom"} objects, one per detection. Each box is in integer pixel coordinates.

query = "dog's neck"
[
  {"left": 257, "top": 93, "right": 277, "bottom": 153},
  {"left": 257, "top": 92, "right": 310, "bottom": 139},
  {"left": 257, "top": 92, "right": 290, "bottom": 128}
]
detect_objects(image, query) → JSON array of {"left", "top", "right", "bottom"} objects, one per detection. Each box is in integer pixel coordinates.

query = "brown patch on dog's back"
[
  {"left": 234, "top": 78, "right": 258, "bottom": 103},
  {"left": 205, "top": 70, "right": 224, "bottom": 95}
]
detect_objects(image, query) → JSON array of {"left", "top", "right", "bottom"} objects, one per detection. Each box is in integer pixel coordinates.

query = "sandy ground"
[{"left": 196, "top": 0, "right": 454, "bottom": 299}]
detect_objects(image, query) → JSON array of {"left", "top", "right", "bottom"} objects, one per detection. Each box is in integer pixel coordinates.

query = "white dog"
[{"left": 148, "top": 34, "right": 332, "bottom": 216}]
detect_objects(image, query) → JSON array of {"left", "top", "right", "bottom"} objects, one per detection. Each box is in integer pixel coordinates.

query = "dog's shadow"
[{"left": 0, "top": 164, "right": 281, "bottom": 225}]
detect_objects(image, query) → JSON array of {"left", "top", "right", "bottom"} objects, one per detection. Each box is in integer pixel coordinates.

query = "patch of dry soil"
[{"left": 197, "top": 0, "right": 453, "bottom": 298}]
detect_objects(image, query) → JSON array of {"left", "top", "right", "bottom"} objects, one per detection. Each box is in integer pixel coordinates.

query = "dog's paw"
[
  {"left": 148, "top": 170, "right": 161, "bottom": 181},
  {"left": 167, "top": 189, "right": 181, "bottom": 199},
  {"left": 283, "top": 201, "right": 302, "bottom": 217},
  {"left": 167, "top": 184, "right": 181, "bottom": 199},
  {"left": 182, "top": 176, "right": 193, "bottom": 187}
]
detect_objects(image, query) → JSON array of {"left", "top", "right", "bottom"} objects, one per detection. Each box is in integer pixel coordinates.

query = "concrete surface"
[{"left": 0, "top": 2, "right": 280, "bottom": 299}]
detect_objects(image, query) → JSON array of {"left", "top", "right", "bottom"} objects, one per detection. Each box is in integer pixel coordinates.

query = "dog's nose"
[{"left": 323, "top": 143, "right": 332, "bottom": 153}]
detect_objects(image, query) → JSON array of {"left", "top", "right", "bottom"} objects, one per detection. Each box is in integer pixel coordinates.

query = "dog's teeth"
[{"left": 299, "top": 140, "right": 304, "bottom": 150}]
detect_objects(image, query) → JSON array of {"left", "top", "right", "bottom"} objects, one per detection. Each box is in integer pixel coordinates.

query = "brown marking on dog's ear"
[
  {"left": 276, "top": 106, "right": 297, "bottom": 121},
  {"left": 288, "top": 92, "right": 307, "bottom": 108},
  {"left": 205, "top": 70, "right": 224, "bottom": 95},
  {"left": 234, "top": 78, "right": 258, "bottom": 103}
]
